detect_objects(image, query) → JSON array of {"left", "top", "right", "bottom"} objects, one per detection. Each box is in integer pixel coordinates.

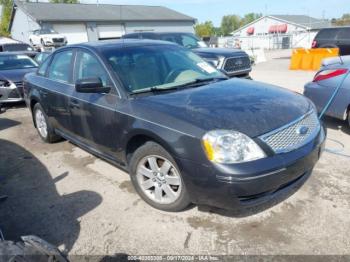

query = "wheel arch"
[{"left": 124, "top": 129, "right": 179, "bottom": 166}]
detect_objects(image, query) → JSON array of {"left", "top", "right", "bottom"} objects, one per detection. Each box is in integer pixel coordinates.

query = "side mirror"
[{"left": 75, "top": 78, "right": 110, "bottom": 94}]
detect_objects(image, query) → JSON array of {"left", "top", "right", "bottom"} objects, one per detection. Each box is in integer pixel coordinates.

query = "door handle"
[{"left": 69, "top": 99, "right": 80, "bottom": 109}]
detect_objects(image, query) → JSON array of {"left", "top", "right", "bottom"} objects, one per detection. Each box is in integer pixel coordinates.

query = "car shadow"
[
  {"left": 322, "top": 116, "right": 350, "bottom": 135},
  {"left": 0, "top": 118, "right": 21, "bottom": 131},
  {"left": 0, "top": 139, "right": 103, "bottom": 254}
]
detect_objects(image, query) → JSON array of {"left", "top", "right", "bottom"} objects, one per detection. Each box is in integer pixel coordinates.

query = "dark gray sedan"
[
  {"left": 24, "top": 40, "right": 325, "bottom": 212},
  {"left": 304, "top": 56, "right": 350, "bottom": 127},
  {"left": 0, "top": 53, "right": 37, "bottom": 103}
]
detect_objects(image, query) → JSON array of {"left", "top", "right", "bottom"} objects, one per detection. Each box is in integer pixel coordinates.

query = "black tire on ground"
[
  {"left": 33, "top": 103, "right": 60, "bottom": 143},
  {"left": 348, "top": 109, "right": 350, "bottom": 128},
  {"left": 129, "top": 141, "right": 191, "bottom": 212}
]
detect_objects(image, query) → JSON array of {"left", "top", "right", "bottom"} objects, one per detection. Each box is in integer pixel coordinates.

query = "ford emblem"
[{"left": 297, "top": 126, "right": 309, "bottom": 136}]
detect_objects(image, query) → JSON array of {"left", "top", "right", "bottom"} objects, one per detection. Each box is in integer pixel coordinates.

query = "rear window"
[
  {"left": 315, "top": 29, "right": 339, "bottom": 40},
  {"left": 0, "top": 55, "right": 37, "bottom": 70},
  {"left": 336, "top": 28, "right": 350, "bottom": 39}
]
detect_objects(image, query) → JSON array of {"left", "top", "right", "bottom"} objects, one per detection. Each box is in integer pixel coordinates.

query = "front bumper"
[
  {"left": 178, "top": 126, "right": 326, "bottom": 210},
  {"left": 0, "top": 84, "right": 24, "bottom": 103}
]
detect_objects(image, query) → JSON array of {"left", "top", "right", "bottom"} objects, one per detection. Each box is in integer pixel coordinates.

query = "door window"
[
  {"left": 74, "top": 51, "right": 112, "bottom": 87},
  {"left": 48, "top": 50, "right": 74, "bottom": 83},
  {"left": 336, "top": 28, "right": 350, "bottom": 40}
]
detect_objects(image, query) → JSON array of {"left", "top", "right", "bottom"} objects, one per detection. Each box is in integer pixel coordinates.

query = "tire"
[
  {"left": 33, "top": 103, "right": 60, "bottom": 143},
  {"left": 348, "top": 110, "right": 350, "bottom": 128},
  {"left": 129, "top": 141, "right": 191, "bottom": 212}
]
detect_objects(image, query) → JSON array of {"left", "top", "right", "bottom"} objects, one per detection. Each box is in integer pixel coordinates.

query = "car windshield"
[
  {"left": 40, "top": 29, "right": 57, "bottom": 34},
  {"left": 159, "top": 33, "right": 207, "bottom": 49},
  {"left": 0, "top": 55, "right": 37, "bottom": 70},
  {"left": 2, "top": 44, "right": 33, "bottom": 52},
  {"left": 102, "top": 44, "right": 225, "bottom": 93}
]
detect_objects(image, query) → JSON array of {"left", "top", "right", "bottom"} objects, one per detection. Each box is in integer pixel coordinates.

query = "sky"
[{"left": 80, "top": 0, "right": 348, "bottom": 26}]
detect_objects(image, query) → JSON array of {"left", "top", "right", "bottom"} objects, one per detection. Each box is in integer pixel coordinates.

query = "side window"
[
  {"left": 37, "top": 56, "right": 50, "bottom": 76},
  {"left": 337, "top": 28, "right": 350, "bottom": 40},
  {"left": 74, "top": 51, "right": 112, "bottom": 87},
  {"left": 316, "top": 29, "right": 338, "bottom": 40},
  {"left": 181, "top": 35, "right": 198, "bottom": 48},
  {"left": 48, "top": 50, "right": 73, "bottom": 83}
]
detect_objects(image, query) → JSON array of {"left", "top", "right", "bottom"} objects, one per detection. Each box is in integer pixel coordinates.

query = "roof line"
[{"left": 231, "top": 14, "right": 316, "bottom": 35}]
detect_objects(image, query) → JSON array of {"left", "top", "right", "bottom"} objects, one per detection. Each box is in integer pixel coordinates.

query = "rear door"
[
  {"left": 336, "top": 28, "right": 350, "bottom": 55},
  {"left": 69, "top": 49, "right": 121, "bottom": 159}
]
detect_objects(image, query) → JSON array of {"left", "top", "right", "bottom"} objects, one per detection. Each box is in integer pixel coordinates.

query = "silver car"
[
  {"left": 304, "top": 56, "right": 350, "bottom": 127},
  {"left": 0, "top": 53, "right": 38, "bottom": 103}
]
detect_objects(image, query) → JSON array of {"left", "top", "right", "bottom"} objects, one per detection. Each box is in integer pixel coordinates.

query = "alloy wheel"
[
  {"left": 136, "top": 155, "right": 182, "bottom": 204},
  {"left": 35, "top": 109, "right": 48, "bottom": 139}
]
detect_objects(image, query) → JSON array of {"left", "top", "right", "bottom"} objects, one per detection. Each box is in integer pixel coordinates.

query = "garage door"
[
  {"left": 53, "top": 23, "right": 88, "bottom": 45},
  {"left": 97, "top": 24, "right": 125, "bottom": 40}
]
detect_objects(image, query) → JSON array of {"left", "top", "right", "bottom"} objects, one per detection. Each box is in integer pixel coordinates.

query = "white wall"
[
  {"left": 53, "top": 23, "right": 89, "bottom": 44},
  {"left": 220, "top": 31, "right": 317, "bottom": 50},
  {"left": 125, "top": 21, "right": 194, "bottom": 34},
  {"left": 234, "top": 16, "right": 306, "bottom": 37},
  {"left": 11, "top": 8, "right": 40, "bottom": 43}
]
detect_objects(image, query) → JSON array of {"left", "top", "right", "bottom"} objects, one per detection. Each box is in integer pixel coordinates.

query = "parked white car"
[{"left": 29, "top": 29, "right": 67, "bottom": 50}]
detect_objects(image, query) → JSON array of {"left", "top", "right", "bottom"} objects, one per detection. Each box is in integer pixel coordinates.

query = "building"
[
  {"left": 9, "top": 0, "right": 196, "bottom": 44},
  {"left": 229, "top": 15, "right": 332, "bottom": 50}
]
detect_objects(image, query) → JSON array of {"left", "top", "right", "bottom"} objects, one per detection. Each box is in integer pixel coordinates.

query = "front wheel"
[
  {"left": 33, "top": 103, "right": 60, "bottom": 143},
  {"left": 129, "top": 141, "right": 191, "bottom": 212}
]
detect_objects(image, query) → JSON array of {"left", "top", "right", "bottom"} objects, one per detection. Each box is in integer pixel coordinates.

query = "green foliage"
[
  {"left": 0, "top": 0, "right": 13, "bottom": 36},
  {"left": 195, "top": 21, "right": 215, "bottom": 37},
  {"left": 49, "top": 0, "right": 79, "bottom": 3},
  {"left": 221, "top": 15, "right": 241, "bottom": 36},
  {"left": 240, "top": 13, "right": 263, "bottom": 27},
  {"left": 332, "top": 13, "right": 350, "bottom": 26}
]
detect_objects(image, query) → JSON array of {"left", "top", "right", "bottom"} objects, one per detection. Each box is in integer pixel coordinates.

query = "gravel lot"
[{"left": 1, "top": 50, "right": 350, "bottom": 258}]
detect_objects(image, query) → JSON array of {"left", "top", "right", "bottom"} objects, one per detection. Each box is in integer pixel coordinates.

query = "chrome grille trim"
[{"left": 259, "top": 111, "right": 321, "bottom": 154}]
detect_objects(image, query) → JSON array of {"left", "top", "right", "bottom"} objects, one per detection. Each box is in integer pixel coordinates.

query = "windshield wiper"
[{"left": 130, "top": 77, "right": 228, "bottom": 95}]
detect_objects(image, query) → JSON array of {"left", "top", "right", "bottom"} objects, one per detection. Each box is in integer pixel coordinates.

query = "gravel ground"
[{"left": 1, "top": 51, "right": 350, "bottom": 258}]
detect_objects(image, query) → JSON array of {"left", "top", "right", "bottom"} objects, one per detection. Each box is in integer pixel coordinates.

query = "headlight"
[
  {"left": 202, "top": 130, "right": 266, "bottom": 164},
  {"left": 206, "top": 57, "right": 225, "bottom": 68},
  {"left": 0, "top": 80, "right": 11, "bottom": 88}
]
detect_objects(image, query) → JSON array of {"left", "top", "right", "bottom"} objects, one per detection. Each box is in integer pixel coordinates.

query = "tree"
[
  {"left": 221, "top": 15, "right": 241, "bottom": 36},
  {"left": 195, "top": 21, "right": 215, "bottom": 37},
  {"left": 240, "top": 13, "right": 262, "bottom": 27},
  {"left": 0, "top": 0, "right": 13, "bottom": 36},
  {"left": 49, "top": 0, "right": 79, "bottom": 3},
  {"left": 332, "top": 13, "right": 350, "bottom": 26}
]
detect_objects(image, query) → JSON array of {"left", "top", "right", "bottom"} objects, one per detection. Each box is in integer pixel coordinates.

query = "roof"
[
  {"left": 12, "top": 1, "right": 196, "bottom": 23},
  {"left": 75, "top": 39, "right": 178, "bottom": 50},
  {"left": 270, "top": 15, "right": 331, "bottom": 29},
  {"left": 232, "top": 14, "right": 331, "bottom": 35}
]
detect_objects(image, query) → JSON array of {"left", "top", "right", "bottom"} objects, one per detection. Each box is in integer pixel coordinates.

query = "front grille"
[
  {"left": 52, "top": 38, "right": 64, "bottom": 43},
  {"left": 260, "top": 111, "right": 320, "bottom": 154},
  {"left": 223, "top": 56, "right": 251, "bottom": 73}
]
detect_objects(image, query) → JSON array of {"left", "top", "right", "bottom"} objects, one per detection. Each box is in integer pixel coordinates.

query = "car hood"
[
  {"left": 0, "top": 68, "right": 37, "bottom": 82},
  {"left": 193, "top": 47, "right": 248, "bottom": 58},
  {"left": 130, "top": 78, "right": 312, "bottom": 138},
  {"left": 40, "top": 34, "right": 64, "bottom": 39}
]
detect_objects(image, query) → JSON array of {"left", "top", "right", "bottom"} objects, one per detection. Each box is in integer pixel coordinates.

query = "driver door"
[{"left": 69, "top": 49, "right": 120, "bottom": 158}]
